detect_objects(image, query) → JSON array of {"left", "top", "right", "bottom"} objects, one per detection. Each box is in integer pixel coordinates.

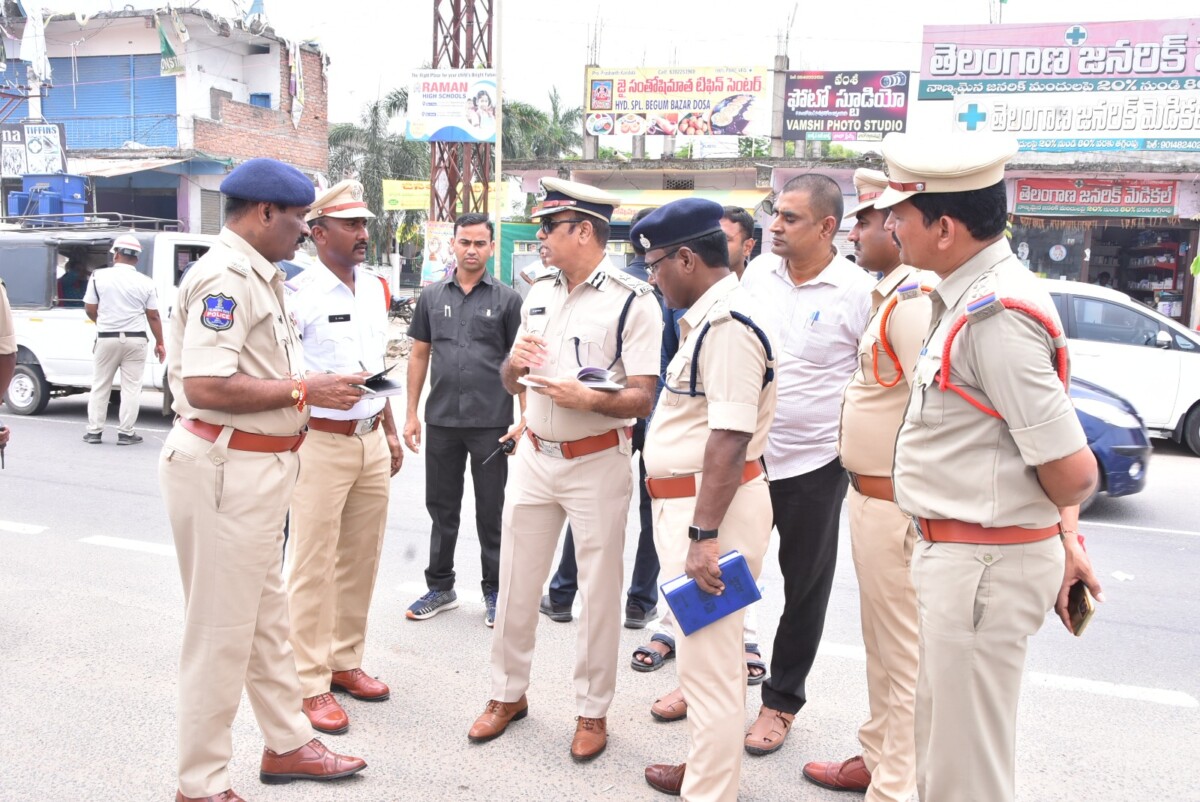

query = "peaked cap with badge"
[
  {"left": 844, "top": 168, "right": 891, "bottom": 219},
  {"left": 876, "top": 133, "right": 1019, "bottom": 209},
  {"left": 629, "top": 197, "right": 724, "bottom": 255},
  {"left": 530, "top": 177, "right": 621, "bottom": 222},
  {"left": 219, "top": 157, "right": 316, "bottom": 208},
  {"left": 306, "top": 179, "right": 376, "bottom": 222}
]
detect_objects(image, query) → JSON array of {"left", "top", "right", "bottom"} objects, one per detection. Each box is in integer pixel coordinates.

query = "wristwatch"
[{"left": 688, "top": 525, "right": 719, "bottom": 541}]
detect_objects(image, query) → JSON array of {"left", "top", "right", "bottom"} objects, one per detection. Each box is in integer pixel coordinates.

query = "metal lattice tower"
[{"left": 429, "top": 0, "right": 494, "bottom": 222}]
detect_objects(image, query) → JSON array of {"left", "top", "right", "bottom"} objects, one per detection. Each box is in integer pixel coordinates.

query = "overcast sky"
[{"left": 52, "top": 0, "right": 1200, "bottom": 124}]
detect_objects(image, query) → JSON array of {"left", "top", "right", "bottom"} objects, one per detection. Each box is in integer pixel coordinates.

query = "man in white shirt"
[
  {"left": 83, "top": 235, "right": 164, "bottom": 445},
  {"left": 740, "top": 174, "right": 874, "bottom": 757},
  {"left": 285, "top": 179, "right": 403, "bottom": 736}
]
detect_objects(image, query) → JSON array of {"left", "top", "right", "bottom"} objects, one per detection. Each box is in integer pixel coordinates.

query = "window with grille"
[{"left": 663, "top": 177, "right": 694, "bottom": 191}]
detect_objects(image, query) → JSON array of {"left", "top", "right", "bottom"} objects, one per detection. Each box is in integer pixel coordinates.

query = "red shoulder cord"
[
  {"left": 377, "top": 276, "right": 392, "bottom": 312},
  {"left": 935, "top": 299, "right": 1069, "bottom": 419},
  {"left": 872, "top": 285, "right": 936, "bottom": 387}
]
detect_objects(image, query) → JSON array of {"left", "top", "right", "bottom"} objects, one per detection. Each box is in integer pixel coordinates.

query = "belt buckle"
[
  {"left": 353, "top": 415, "right": 377, "bottom": 437},
  {"left": 535, "top": 438, "right": 564, "bottom": 458}
]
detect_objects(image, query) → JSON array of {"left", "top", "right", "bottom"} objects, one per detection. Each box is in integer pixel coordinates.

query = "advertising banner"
[
  {"left": 584, "top": 66, "right": 769, "bottom": 137},
  {"left": 914, "top": 19, "right": 1200, "bottom": 151},
  {"left": 1, "top": 122, "right": 68, "bottom": 177},
  {"left": 783, "top": 70, "right": 910, "bottom": 141},
  {"left": 421, "top": 220, "right": 458, "bottom": 285},
  {"left": 406, "top": 69, "right": 498, "bottom": 144},
  {"left": 382, "top": 180, "right": 506, "bottom": 212},
  {"left": 1013, "top": 178, "right": 1179, "bottom": 216}
]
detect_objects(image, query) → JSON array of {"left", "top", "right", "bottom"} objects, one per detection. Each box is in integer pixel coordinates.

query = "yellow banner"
[{"left": 383, "top": 180, "right": 505, "bottom": 211}]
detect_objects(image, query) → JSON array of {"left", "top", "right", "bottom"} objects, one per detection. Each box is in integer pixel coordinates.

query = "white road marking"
[
  {"left": 0, "top": 520, "right": 47, "bottom": 534},
  {"left": 819, "top": 640, "right": 1196, "bottom": 708},
  {"left": 1084, "top": 521, "right": 1200, "bottom": 539},
  {"left": 15, "top": 415, "right": 170, "bottom": 432},
  {"left": 80, "top": 535, "right": 174, "bottom": 557}
]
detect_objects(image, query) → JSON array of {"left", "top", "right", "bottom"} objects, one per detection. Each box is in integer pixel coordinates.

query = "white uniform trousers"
[
  {"left": 913, "top": 535, "right": 1063, "bottom": 802},
  {"left": 87, "top": 335, "right": 146, "bottom": 434}
]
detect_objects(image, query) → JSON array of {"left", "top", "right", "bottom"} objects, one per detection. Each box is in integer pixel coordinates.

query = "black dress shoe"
[
  {"left": 624, "top": 603, "right": 657, "bottom": 629},
  {"left": 538, "top": 594, "right": 572, "bottom": 623}
]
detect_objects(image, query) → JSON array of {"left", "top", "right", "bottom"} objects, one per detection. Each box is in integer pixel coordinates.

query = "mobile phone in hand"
[{"left": 1068, "top": 582, "right": 1095, "bottom": 637}]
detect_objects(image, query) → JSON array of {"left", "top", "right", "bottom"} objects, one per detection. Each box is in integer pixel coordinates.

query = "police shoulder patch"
[
  {"left": 201, "top": 294, "right": 237, "bottom": 331},
  {"left": 965, "top": 276, "right": 1003, "bottom": 324},
  {"left": 606, "top": 269, "right": 653, "bottom": 296}
]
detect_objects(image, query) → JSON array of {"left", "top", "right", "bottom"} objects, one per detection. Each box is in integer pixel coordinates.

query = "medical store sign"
[
  {"left": 584, "top": 66, "right": 769, "bottom": 137},
  {"left": 1013, "top": 178, "right": 1178, "bottom": 217},
  {"left": 914, "top": 19, "right": 1200, "bottom": 151},
  {"left": 783, "top": 71, "right": 909, "bottom": 142}
]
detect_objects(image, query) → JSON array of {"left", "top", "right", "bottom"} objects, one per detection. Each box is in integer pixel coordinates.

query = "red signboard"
[{"left": 1013, "top": 178, "right": 1178, "bottom": 216}]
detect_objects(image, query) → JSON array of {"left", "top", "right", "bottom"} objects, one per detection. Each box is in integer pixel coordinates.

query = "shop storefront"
[{"left": 1009, "top": 177, "right": 1198, "bottom": 325}]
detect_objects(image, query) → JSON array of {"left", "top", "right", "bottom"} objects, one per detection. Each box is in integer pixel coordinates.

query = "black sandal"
[
  {"left": 745, "top": 642, "right": 767, "bottom": 686},
  {"left": 631, "top": 633, "right": 676, "bottom": 673}
]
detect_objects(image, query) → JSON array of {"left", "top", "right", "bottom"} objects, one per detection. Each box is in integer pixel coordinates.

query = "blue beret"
[
  {"left": 220, "top": 158, "right": 315, "bottom": 207},
  {"left": 630, "top": 197, "right": 725, "bottom": 253}
]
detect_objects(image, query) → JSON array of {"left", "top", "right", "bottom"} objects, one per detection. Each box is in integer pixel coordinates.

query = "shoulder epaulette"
[
  {"left": 964, "top": 276, "right": 1003, "bottom": 324},
  {"left": 605, "top": 269, "right": 653, "bottom": 296},
  {"left": 897, "top": 281, "right": 924, "bottom": 301},
  {"left": 224, "top": 253, "right": 251, "bottom": 277}
]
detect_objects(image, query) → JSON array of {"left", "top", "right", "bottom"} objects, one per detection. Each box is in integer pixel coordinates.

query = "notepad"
[{"left": 660, "top": 550, "right": 761, "bottom": 636}]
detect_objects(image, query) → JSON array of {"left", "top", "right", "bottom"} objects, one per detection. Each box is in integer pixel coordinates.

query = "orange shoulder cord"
[{"left": 871, "top": 283, "right": 935, "bottom": 387}]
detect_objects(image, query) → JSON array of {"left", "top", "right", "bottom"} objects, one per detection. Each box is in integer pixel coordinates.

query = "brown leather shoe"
[
  {"left": 570, "top": 716, "right": 607, "bottom": 762},
  {"left": 644, "top": 763, "right": 686, "bottom": 796},
  {"left": 650, "top": 687, "right": 688, "bottom": 722},
  {"left": 467, "top": 695, "right": 528, "bottom": 743},
  {"left": 330, "top": 668, "right": 390, "bottom": 701},
  {"left": 802, "top": 754, "right": 871, "bottom": 792},
  {"left": 302, "top": 693, "right": 349, "bottom": 735},
  {"left": 176, "top": 791, "right": 245, "bottom": 802},
  {"left": 744, "top": 705, "right": 795, "bottom": 756},
  {"left": 259, "top": 738, "right": 366, "bottom": 784}
]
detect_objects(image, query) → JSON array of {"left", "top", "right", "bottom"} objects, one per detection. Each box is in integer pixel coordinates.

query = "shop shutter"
[
  {"left": 200, "top": 190, "right": 222, "bottom": 235},
  {"left": 43, "top": 56, "right": 133, "bottom": 149},
  {"left": 131, "top": 55, "right": 178, "bottom": 147}
]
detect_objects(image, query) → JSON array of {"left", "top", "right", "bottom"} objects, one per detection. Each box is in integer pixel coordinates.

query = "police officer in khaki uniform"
[
  {"left": 160, "top": 158, "right": 368, "bottom": 802},
  {"left": 468, "top": 178, "right": 662, "bottom": 762},
  {"left": 634, "top": 199, "right": 777, "bottom": 801},
  {"left": 877, "top": 134, "right": 1104, "bottom": 802},
  {"left": 802, "top": 169, "right": 933, "bottom": 799},
  {"left": 0, "top": 279, "right": 15, "bottom": 451}
]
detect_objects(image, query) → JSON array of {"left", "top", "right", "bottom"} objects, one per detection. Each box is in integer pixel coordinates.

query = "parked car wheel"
[
  {"left": 5, "top": 363, "right": 51, "bottom": 415},
  {"left": 1184, "top": 405, "right": 1200, "bottom": 456}
]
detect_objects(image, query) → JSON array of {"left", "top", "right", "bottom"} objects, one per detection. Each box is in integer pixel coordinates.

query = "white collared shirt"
[
  {"left": 741, "top": 250, "right": 873, "bottom": 480},
  {"left": 83, "top": 264, "right": 158, "bottom": 332},
  {"left": 286, "top": 261, "right": 388, "bottom": 420}
]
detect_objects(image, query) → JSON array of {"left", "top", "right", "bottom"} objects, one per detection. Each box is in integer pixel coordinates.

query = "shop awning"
[
  {"left": 67, "top": 157, "right": 189, "bottom": 178},
  {"left": 608, "top": 189, "right": 769, "bottom": 222}
]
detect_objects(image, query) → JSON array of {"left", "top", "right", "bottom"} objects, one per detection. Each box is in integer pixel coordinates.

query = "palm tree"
[
  {"left": 328, "top": 88, "right": 430, "bottom": 264},
  {"left": 502, "top": 88, "right": 583, "bottom": 160}
]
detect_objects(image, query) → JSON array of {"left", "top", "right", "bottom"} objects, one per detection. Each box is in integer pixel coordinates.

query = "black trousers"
[
  {"left": 423, "top": 424, "right": 508, "bottom": 595},
  {"left": 761, "top": 456, "right": 849, "bottom": 715}
]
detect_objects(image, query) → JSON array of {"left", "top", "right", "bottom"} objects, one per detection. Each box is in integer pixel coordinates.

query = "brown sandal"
[
  {"left": 650, "top": 687, "right": 688, "bottom": 722},
  {"left": 744, "top": 705, "right": 795, "bottom": 756}
]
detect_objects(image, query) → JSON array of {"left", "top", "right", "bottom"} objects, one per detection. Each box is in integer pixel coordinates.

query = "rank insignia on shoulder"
[
  {"left": 897, "top": 281, "right": 923, "bottom": 300},
  {"left": 965, "top": 291, "right": 1003, "bottom": 323},
  {"left": 606, "top": 269, "right": 653, "bottom": 296},
  {"left": 225, "top": 255, "right": 251, "bottom": 276},
  {"left": 201, "top": 294, "right": 237, "bottom": 331}
]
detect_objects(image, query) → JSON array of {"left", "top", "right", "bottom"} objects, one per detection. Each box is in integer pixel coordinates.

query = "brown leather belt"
[
  {"left": 848, "top": 472, "right": 894, "bottom": 502},
  {"left": 525, "top": 427, "right": 629, "bottom": 459},
  {"left": 645, "top": 461, "right": 764, "bottom": 500},
  {"left": 307, "top": 414, "right": 383, "bottom": 437},
  {"left": 180, "top": 417, "right": 306, "bottom": 453},
  {"left": 917, "top": 517, "right": 1060, "bottom": 545}
]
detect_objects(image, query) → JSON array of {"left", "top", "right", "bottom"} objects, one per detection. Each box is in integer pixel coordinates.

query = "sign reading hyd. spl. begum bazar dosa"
[{"left": 584, "top": 66, "right": 769, "bottom": 137}]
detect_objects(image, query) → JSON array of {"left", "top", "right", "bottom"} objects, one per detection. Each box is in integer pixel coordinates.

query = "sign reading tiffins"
[
  {"left": 783, "top": 71, "right": 910, "bottom": 141},
  {"left": 914, "top": 20, "right": 1200, "bottom": 151},
  {"left": 1013, "top": 178, "right": 1179, "bottom": 216},
  {"left": 584, "top": 66, "right": 769, "bottom": 137}
]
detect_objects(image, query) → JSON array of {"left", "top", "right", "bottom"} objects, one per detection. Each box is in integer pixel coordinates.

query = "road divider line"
[
  {"left": 0, "top": 520, "right": 47, "bottom": 534},
  {"left": 1084, "top": 521, "right": 1200, "bottom": 538},
  {"left": 80, "top": 535, "right": 174, "bottom": 557}
]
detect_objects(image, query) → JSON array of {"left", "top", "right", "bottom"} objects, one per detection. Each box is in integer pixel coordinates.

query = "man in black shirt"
[{"left": 403, "top": 213, "right": 524, "bottom": 627}]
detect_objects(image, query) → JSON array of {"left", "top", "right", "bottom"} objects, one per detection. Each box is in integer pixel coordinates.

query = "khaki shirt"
[
  {"left": 520, "top": 256, "right": 662, "bottom": 442},
  {"left": 0, "top": 282, "right": 14, "bottom": 356},
  {"left": 167, "top": 228, "right": 308, "bottom": 436},
  {"left": 894, "top": 239, "right": 1087, "bottom": 528},
  {"left": 839, "top": 265, "right": 934, "bottom": 477},
  {"left": 644, "top": 274, "right": 776, "bottom": 478}
]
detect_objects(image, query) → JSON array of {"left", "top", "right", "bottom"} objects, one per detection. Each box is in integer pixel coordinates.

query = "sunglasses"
[{"left": 539, "top": 217, "right": 588, "bottom": 234}]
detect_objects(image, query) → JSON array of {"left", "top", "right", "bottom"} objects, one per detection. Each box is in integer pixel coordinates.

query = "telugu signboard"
[
  {"left": 1013, "top": 178, "right": 1179, "bottom": 216},
  {"left": 1, "top": 122, "right": 68, "bottom": 177},
  {"left": 405, "top": 69, "right": 497, "bottom": 144},
  {"left": 783, "top": 71, "right": 910, "bottom": 141},
  {"left": 584, "top": 66, "right": 769, "bottom": 137},
  {"left": 913, "top": 19, "right": 1200, "bottom": 151}
]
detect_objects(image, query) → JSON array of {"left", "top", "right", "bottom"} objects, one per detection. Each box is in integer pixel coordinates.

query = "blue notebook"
[{"left": 660, "top": 550, "right": 761, "bottom": 636}]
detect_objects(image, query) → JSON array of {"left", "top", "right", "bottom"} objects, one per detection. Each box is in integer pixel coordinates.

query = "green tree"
[
  {"left": 328, "top": 88, "right": 430, "bottom": 263},
  {"left": 501, "top": 87, "right": 582, "bottom": 160}
]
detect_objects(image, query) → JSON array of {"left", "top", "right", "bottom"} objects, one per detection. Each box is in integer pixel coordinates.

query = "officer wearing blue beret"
[
  {"left": 636, "top": 198, "right": 778, "bottom": 800},
  {"left": 160, "top": 158, "right": 371, "bottom": 801}
]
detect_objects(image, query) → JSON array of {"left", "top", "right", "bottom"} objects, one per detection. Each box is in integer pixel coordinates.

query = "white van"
[{"left": 1, "top": 222, "right": 216, "bottom": 415}]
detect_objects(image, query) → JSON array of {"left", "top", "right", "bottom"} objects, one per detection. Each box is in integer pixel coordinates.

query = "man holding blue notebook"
[{"left": 636, "top": 199, "right": 777, "bottom": 801}]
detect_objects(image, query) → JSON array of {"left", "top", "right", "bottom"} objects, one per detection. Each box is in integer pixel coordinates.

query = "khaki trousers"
[
  {"left": 655, "top": 477, "right": 772, "bottom": 802},
  {"left": 913, "top": 536, "right": 1063, "bottom": 802},
  {"left": 490, "top": 439, "right": 632, "bottom": 717},
  {"left": 87, "top": 335, "right": 145, "bottom": 434},
  {"left": 286, "top": 426, "right": 391, "bottom": 697},
  {"left": 847, "top": 488, "right": 919, "bottom": 802},
  {"left": 160, "top": 425, "right": 312, "bottom": 798}
]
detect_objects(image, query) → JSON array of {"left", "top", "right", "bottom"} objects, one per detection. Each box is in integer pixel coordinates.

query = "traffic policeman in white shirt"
[
  {"left": 82, "top": 234, "right": 165, "bottom": 445},
  {"left": 285, "top": 179, "right": 402, "bottom": 736}
]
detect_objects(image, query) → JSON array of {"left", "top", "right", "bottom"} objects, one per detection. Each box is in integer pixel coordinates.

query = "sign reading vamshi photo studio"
[
  {"left": 912, "top": 19, "right": 1200, "bottom": 152},
  {"left": 783, "top": 71, "right": 910, "bottom": 142}
]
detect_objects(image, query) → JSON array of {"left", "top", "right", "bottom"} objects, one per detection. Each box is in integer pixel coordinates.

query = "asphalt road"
[{"left": 1, "top": 394, "right": 1198, "bottom": 802}]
